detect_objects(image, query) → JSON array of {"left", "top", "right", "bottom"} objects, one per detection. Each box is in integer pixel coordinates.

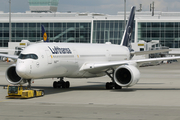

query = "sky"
[{"left": 0, "top": 0, "right": 180, "bottom": 15}]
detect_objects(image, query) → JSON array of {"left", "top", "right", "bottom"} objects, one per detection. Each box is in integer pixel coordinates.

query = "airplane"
[{"left": 1, "top": 6, "right": 180, "bottom": 90}]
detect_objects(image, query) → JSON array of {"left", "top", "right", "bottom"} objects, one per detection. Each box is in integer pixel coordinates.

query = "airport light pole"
[
  {"left": 124, "top": 0, "right": 126, "bottom": 29},
  {"left": 9, "top": 0, "right": 11, "bottom": 42}
]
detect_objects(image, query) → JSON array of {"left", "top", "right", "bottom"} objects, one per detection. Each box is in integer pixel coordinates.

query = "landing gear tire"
[
  {"left": 65, "top": 81, "right": 70, "bottom": 88},
  {"left": 106, "top": 82, "right": 113, "bottom": 89},
  {"left": 106, "top": 82, "right": 122, "bottom": 89},
  {"left": 57, "top": 81, "right": 61, "bottom": 88},
  {"left": 115, "top": 84, "right": 122, "bottom": 89},
  {"left": 53, "top": 80, "right": 70, "bottom": 89},
  {"left": 53, "top": 81, "right": 58, "bottom": 88},
  {"left": 62, "top": 81, "right": 70, "bottom": 88},
  {"left": 62, "top": 82, "right": 66, "bottom": 88}
]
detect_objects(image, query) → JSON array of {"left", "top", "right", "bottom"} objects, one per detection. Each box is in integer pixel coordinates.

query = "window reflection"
[
  {"left": 138, "top": 22, "right": 180, "bottom": 48},
  {"left": 19, "top": 54, "right": 38, "bottom": 60},
  {"left": 93, "top": 20, "right": 134, "bottom": 45},
  {"left": 0, "top": 22, "right": 91, "bottom": 47}
]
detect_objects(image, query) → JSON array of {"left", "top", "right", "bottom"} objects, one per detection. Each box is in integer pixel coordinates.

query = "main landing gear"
[
  {"left": 105, "top": 70, "right": 122, "bottom": 90},
  {"left": 53, "top": 77, "right": 70, "bottom": 89}
]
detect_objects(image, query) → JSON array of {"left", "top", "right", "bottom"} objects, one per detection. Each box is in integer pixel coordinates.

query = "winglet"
[
  {"left": 120, "top": 6, "right": 136, "bottom": 48},
  {"left": 41, "top": 25, "right": 49, "bottom": 42}
]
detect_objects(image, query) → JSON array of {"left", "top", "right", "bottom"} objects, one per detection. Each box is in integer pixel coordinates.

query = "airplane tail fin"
[
  {"left": 120, "top": 6, "right": 136, "bottom": 49},
  {"left": 41, "top": 25, "right": 49, "bottom": 42}
]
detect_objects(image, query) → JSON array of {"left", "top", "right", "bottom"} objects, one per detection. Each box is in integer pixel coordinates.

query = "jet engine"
[
  {"left": 5, "top": 64, "right": 27, "bottom": 85},
  {"left": 114, "top": 65, "right": 140, "bottom": 87}
]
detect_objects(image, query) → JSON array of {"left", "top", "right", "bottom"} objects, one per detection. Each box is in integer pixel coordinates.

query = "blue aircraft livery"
[
  {"left": 41, "top": 25, "right": 49, "bottom": 42},
  {"left": 48, "top": 46, "right": 72, "bottom": 54}
]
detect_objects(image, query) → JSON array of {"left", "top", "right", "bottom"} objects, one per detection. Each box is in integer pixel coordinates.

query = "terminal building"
[
  {"left": 1, "top": 0, "right": 180, "bottom": 55},
  {"left": 28, "top": 0, "right": 59, "bottom": 12}
]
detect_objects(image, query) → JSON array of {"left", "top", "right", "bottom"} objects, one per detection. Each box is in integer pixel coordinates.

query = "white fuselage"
[{"left": 16, "top": 43, "right": 130, "bottom": 79}]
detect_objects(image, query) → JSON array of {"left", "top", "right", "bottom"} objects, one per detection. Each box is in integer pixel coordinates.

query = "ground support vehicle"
[{"left": 6, "top": 85, "right": 44, "bottom": 99}]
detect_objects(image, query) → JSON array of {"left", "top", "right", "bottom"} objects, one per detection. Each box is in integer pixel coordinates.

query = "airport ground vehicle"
[{"left": 6, "top": 85, "right": 44, "bottom": 99}]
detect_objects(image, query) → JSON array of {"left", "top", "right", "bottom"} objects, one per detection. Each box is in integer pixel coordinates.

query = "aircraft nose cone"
[{"left": 16, "top": 64, "right": 30, "bottom": 79}]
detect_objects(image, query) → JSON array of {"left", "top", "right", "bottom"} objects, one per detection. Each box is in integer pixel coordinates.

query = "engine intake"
[
  {"left": 114, "top": 65, "right": 140, "bottom": 87},
  {"left": 5, "top": 64, "right": 27, "bottom": 85}
]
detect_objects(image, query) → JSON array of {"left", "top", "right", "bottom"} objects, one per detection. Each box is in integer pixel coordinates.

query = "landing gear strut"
[
  {"left": 105, "top": 70, "right": 122, "bottom": 89},
  {"left": 53, "top": 77, "right": 70, "bottom": 89},
  {"left": 27, "top": 79, "right": 32, "bottom": 89}
]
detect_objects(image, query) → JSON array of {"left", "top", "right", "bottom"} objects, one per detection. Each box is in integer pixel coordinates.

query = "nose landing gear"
[
  {"left": 27, "top": 79, "right": 32, "bottom": 89},
  {"left": 53, "top": 77, "right": 70, "bottom": 89}
]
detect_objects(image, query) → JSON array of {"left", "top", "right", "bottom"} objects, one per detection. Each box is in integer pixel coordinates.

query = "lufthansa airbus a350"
[{"left": 1, "top": 6, "right": 180, "bottom": 89}]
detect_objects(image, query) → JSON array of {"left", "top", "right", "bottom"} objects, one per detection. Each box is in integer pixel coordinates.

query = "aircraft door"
[
  {"left": 45, "top": 50, "right": 52, "bottom": 64},
  {"left": 73, "top": 49, "right": 79, "bottom": 65}
]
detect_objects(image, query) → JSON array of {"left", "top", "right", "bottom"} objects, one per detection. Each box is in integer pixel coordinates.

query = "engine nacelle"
[
  {"left": 114, "top": 65, "right": 140, "bottom": 87},
  {"left": 5, "top": 64, "right": 27, "bottom": 85}
]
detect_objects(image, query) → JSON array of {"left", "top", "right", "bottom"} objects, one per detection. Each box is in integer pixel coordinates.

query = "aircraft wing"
[
  {"left": 79, "top": 56, "right": 180, "bottom": 72},
  {"left": 0, "top": 49, "right": 16, "bottom": 51},
  {"left": 0, "top": 54, "right": 18, "bottom": 59},
  {"left": 131, "top": 49, "right": 171, "bottom": 55}
]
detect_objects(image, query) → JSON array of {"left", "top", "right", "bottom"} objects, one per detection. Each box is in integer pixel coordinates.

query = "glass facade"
[
  {"left": 28, "top": 0, "right": 59, "bottom": 7},
  {"left": 138, "top": 22, "right": 180, "bottom": 48},
  {"left": 93, "top": 20, "right": 135, "bottom": 44},
  {"left": 3, "top": 20, "right": 180, "bottom": 48},
  {"left": 0, "top": 22, "right": 91, "bottom": 47}
]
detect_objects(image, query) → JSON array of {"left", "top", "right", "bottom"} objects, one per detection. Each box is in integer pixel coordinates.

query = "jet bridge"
[{"left": 131, "top": 40, "right": 170, "bottom": 59}]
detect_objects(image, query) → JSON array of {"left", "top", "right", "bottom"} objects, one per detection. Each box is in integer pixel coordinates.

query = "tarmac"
[{"left": 1, "top": 61, "right": 180, "bottom": 120}]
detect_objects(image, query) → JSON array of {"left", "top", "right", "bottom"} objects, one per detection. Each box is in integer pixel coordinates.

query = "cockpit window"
[{"left": 18, "top": 54, "right": 38, "bottom": 60}]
